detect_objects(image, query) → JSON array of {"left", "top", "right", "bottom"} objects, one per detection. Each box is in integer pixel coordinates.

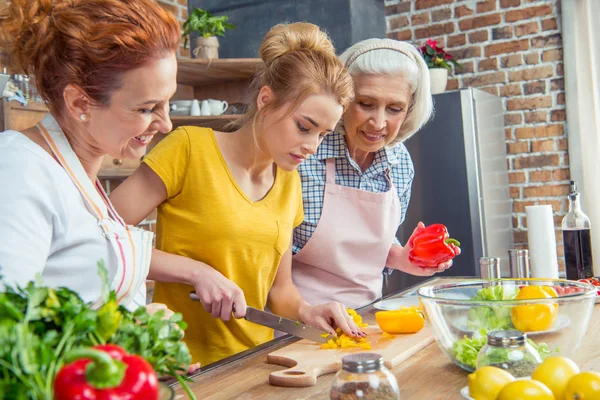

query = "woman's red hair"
[{"left": 0, "top": 0, "right": 180, "bottom": 114}]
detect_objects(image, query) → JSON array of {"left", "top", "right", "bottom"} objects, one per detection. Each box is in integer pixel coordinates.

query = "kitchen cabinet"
[{"left": 0, "top": 99, "right": 47, "bottom": 132}]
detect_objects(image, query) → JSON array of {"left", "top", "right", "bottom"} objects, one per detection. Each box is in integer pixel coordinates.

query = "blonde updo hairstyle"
[
  {"left": 338, "top": 38, "right": 433, "bottom": 146},
  {"left": 231, "top": 22, "right": 354, "bottom": 134}
]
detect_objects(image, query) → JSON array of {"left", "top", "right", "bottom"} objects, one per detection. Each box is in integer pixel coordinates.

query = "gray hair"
[{"left": 338, "top": 38, "right": 433, "bottom": 146}]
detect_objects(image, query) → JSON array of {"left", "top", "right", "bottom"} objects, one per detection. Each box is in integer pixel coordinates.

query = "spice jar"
[
  {"left": 330, "top": 353, "right": 400, "bottom": 400},
  {"left": 476, "top": 330, "right": 542, "bottom": 377}
]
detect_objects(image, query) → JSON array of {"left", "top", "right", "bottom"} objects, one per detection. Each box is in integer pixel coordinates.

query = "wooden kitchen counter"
[{"left": 171, "top": 277, "right": 600, "bottom": 399}]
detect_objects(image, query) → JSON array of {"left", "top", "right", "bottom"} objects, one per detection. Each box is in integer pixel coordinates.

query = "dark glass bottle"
[{"left": 561, "top": 181, "right": 594, "bottom": 280}]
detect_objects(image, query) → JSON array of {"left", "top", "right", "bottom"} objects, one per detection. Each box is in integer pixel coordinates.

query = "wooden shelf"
[
  {"left": 97, "top": 168, "right": 138, "bottom": 179},
  {"left": 170, "top": 114, "right": 240, "bottom": 129},
  {"left": 177, "top": 58, "right": 263, "bottom": 86},
  {"left": 6, "top": 100, "right": 48, "bottom": 112}
]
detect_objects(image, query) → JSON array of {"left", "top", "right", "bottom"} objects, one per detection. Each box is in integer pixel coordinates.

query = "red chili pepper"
[
  {"left": 408, "top": 223, "right": 460, "bottom": 268},
  {"left": 54, "top": 344, "right": 158, "bottom": 400}
]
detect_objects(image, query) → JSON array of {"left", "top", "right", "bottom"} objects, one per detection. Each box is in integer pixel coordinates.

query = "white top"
[{"left": 0, "top": 130, "right": 117, "bottom": 302}]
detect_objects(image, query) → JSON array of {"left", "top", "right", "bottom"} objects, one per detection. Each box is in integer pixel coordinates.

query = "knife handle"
[{"left": 189, "top": 291, "right": 237, "bottom": 312}]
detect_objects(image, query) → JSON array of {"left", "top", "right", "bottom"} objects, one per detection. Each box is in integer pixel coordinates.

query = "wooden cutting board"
[{"left": 267, "top": 324, "right": 434, "bottom": 387}]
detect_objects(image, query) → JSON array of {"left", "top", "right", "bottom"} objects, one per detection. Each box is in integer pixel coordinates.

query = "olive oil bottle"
[{"left": 561, "top": 181, "right": 594, "bottom": 280}]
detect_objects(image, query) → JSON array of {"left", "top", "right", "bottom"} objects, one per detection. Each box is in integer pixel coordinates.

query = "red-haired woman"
[{"left": 0, "top": 0, "right": 179, "bottom": 314}]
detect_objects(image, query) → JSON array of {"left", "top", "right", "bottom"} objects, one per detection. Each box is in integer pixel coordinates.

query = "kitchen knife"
[
  {"left": 244, "top": 307, "right": 332, "bottom": 343},
  {"left": 189, "top": 292, "right": 331, "bottom": 343}
]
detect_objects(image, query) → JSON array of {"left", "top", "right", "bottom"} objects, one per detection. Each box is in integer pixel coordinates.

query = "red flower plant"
[{"left": 419, "top": 38, "right": 462, "bottom": 71}]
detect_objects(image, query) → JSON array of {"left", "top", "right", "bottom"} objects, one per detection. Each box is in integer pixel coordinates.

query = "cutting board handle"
[{"left": 267, "top": 354, "right": 340, "bottom": 387}]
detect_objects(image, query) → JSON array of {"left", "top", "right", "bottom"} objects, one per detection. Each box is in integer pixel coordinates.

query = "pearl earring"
[{"left": 80, "top": 114, "right": 87, "bottom": 121}]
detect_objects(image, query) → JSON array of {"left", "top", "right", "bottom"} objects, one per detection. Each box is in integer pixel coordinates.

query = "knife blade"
[
  {"left": 189, "top": 292, "right": 331, "bottom": 343},
  {"left": 244, "top": 307, "right": 331, "bottom": 343}
]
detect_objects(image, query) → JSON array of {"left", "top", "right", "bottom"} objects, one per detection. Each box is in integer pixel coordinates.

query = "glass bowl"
[{"left": 416, "top": 279, "right": 596, "bottom": 372}]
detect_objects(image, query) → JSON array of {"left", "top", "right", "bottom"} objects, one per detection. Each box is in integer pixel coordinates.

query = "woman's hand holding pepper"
[
  {"left": 386, "top": 222, "right": 459, "bottom": 276},
  {"left": 298, "top": 301, "right": 366, "bottom": 338}
]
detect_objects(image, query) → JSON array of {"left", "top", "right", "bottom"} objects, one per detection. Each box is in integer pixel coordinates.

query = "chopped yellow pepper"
[
  {"left": 320, "top": 309, "right": 371, "bottom": 350},
  {"left": 375, "top": 306, "right": 425, "bottom": 334},
  {"left": 511, "top": 286, "right": 558, "bottom": 332}
]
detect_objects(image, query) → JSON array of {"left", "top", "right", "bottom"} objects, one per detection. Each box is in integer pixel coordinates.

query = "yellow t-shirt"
[{"left": 143, "top": 126, "right": 304, "bottom": 365}]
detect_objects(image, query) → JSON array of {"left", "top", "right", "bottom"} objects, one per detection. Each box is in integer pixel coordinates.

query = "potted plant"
[
  {"left": 419, "top": 39, "right": 462, "bottom": 94},
  {"left": 182, "top": 8, "right": 235, "bottom": 59}
]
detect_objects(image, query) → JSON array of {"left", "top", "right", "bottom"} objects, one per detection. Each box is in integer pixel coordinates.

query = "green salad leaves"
[
  {"left": 452, "top": 285, "right": 552, "bottom": 371},
  {"left": 0, "top": 262, "right": 195, "bottom": 400},
  {"left": 466, "top": 285, "right": 518, "bottom": 331}
]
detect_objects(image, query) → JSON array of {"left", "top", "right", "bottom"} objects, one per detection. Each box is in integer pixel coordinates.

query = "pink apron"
[
  {"left": 37, "top": 114, "right": 153, "bottom": 310},
  {"left": 292, "top": 158, "right": 401, "bottom": 309}
]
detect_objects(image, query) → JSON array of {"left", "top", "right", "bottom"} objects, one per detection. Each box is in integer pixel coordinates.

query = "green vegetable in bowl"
[
  {"left": 452, "top": 329, "right": 488, "bottom": 369},
  {"left": 466, "top": 286, "right": 519, "bottom": 331},
  {"left": 451, "top": 328, "right": 552, "bottom": 370}
]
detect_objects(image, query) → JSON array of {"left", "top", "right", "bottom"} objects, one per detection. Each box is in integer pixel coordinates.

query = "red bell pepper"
[
  {"left": 54, "top": 344, "right": 158, "bottom": 400},
  {"left": 408, "top": 223, "right": 460, "bottom": 267}
]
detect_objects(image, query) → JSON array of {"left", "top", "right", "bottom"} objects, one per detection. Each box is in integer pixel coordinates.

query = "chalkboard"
[{"left": 187, "top": 0, "right": 386, "bottom": 58}]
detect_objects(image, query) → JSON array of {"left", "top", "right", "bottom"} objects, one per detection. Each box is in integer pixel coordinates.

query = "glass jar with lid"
[
  {"left": 330, "top": 353, "right": 400, "bottom": 400},
  {"left": 476, "top": 330, "right": 542, "bottom": 377}
]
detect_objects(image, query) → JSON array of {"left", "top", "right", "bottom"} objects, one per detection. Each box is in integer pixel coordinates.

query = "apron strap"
[
  {"left": 95, "top": 180, "right": 127, "bottom": 227},
  {"left": 37, "top": 116, "right": 107, "bottom": 221},
  {"left": 325, "top": 158, "right": 337, "bottom": 185}
]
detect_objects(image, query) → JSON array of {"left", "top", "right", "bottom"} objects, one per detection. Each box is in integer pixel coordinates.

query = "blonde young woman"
[
  {"left": 292, "top": 38, "right": 458, "bottom": 309},
  {"left": 110, "top": 23, "right": 363, "bottom": 366}
]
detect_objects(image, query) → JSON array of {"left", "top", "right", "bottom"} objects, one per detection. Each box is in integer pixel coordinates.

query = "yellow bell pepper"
[
  {"left": 511, "top": 286, "right": 558, "bottom": 332},
  {"left": 320, "top": 309, "right": 371, "bottom": 350},
  {"left": 375, "top": 306, "right": 425, "bottom": 334}
]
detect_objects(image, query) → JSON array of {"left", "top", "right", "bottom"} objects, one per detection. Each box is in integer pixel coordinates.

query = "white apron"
[
  {"left": 38, "top": 115, "right": 153, "bottom": 310},
  {"left": 292, "top": 158, "right": 401, "bottom": 309}
]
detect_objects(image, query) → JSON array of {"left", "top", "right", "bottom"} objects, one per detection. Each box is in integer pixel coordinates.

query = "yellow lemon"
[
  {"left": 497, "top": 379, "right": 554, "bottom": 400},
  {"left": 468, "top": 366, "right": 515, "bottom": 400},
  {"left": 564, "top": 371, "right": 600, "bottom": 400},
  {"left": 531, "top": 356, "right": 580, "bottom": 399}
]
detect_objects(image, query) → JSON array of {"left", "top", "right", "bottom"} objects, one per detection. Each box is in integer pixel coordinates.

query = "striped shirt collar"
[{"left": 314, "top": 132, "right": 401, "bottom": 167}]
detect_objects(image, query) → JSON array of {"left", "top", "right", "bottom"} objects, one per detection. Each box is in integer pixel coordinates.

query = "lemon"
[
  {"left": 531, "top": 356, "right": 580, "bottom": 399},
  {"left": 497, "top": 379, "right": 554, "bottom": 400},
  {"left": 564, "top": 371, "right": 600, "bottom": 400},
  {"left": 468, "top": 366, "right": 514, "bottom": 400}
]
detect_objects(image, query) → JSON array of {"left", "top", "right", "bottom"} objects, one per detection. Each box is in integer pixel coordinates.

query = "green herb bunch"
[
  {"left": 0, "top": 262, "right": 195, "bottom": 400},
  {"left": 182, "top": 8, "right": 235, "bottom": 48}
]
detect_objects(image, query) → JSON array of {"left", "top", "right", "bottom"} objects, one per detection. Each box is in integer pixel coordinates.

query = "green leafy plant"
[
  {"left": 419, "top": 38, "right": 462, "bottom": 71},
  {"left": 182, "top": 8, "right": 235, "bottom": 48},
  {"left": 0, "top": 261, "right": 196, "bottom": 399}
]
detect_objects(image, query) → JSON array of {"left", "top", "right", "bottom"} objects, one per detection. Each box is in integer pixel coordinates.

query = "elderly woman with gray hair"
[{"left": 292, "top": 38, "right": 457, "bottom": 309}]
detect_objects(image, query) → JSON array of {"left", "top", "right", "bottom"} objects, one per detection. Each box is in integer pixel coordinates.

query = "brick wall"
[
  {"left": 159, "top": 0, "right": 191, "bottom": 58},
  {"left": 385, "top": 0, "right": 568, "bottom": 271}
]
